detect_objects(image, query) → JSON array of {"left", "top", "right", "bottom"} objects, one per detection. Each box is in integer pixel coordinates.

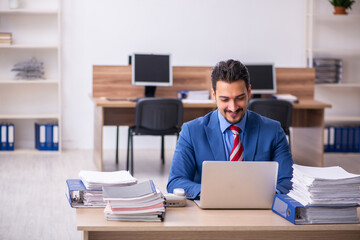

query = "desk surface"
[
  {"left": 77, "top": 201, "right": 360, "bottom": 232},
  {"left": 92, "top": 97, "right": 331, "bottom": 110}
]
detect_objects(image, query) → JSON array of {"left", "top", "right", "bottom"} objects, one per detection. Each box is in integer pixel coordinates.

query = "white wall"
[{"left": 61, "top": 0, "right": 306, "bottom": 149}]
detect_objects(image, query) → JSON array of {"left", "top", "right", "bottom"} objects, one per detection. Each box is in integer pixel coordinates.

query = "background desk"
[
  {"left": 77, "top": 200, "right": 360, "bottom": 240},
  {"left": 92, "top": 66, "right": 331, "bottom": 171},
  {"left": 92, "top": 97, "right": 330, "bottom": 171}
]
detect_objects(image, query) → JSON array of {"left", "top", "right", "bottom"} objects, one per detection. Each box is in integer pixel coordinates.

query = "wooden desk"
[
  {"left": 92, "top": 66, "right": 331, "bottom": 170},
  {"left": 92, "top": 98, "right": 330, "bottom": 171},
  {"left": 77, "top": 201, "right": 360, "bottom": 240}
]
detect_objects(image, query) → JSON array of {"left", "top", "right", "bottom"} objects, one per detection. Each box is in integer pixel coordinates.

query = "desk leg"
[
  {"left": 82, "top": 231, "right": 88, "bottom": 240},
  {"left": 94, "top": 106, "right": 103, "bottom": 171}
]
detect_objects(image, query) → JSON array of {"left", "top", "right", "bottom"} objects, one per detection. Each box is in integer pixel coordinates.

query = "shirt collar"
[{"left": 218, "top": 109, "right": 247, "bottom": 133}]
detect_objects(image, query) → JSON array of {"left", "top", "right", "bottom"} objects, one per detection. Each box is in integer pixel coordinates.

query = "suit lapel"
[
  {"left": 204, "top": 111, "right": 226, "bottom": 161},
  {"left": 243, "top": 111, "right": 259, "bottom": 161}
]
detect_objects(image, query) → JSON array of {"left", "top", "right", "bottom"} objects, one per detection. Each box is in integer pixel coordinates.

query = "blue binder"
[
  {"left": 328, "top": 126, "right": 335, "bottom": 152},
  {"left": 0, "top": 124, "right": 8, "bottom": 151},
  {"left": 272, "top": 194, "right": 304, "bottom": 224},
  {"left": 324, "top": 126, "right": 330, "bottom": 152},
  {"left": 348, "top": 127, "right": 355, "bottom": 152},
  {"left": 355, "top": 127, "right": 360, "bottom": 152},
  {"left": 341, "top": 127, "right": 348, "bottom": 152},
  {"left": 7, "top": 123, "right": 14, "bottom": 151},
  {"left": 45, "top": 124, "right": 53, "bottom": 151},
  {"left": 272, "top": 194, "right": 359, "bottom": 225},
  {"left": 35, "top": 123, "right": 47, "bottom": 151},
  {"left": 52, "top": 124, "right": 59, "bottom": 151},
  {"left": 334, "top": 127, "right": 342, "bottom": 152},
  {"left": 66, "top": 179, "right": 102, "bottom": 208}
]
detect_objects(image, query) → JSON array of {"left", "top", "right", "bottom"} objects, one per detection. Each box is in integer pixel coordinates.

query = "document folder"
[
  {"left": 0, "top": 124, "right": 8, "bottom": 150},
  {"left": 52, "top": 124, "right": 59, "bottom": 151},
  {"left": 66, "top": 179, "right": 103, "bottom": 208},
  {"left": 7, "top": 123, "right": 14, "bottom": 151},
  {"left": 272, "top": 194, "right": 359, "bottom": 225}
]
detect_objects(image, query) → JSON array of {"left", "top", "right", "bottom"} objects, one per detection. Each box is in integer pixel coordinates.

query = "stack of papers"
[
  {"left": 271, "top": 94, "right": 299, "bottom": 103},
  {"left": 79, "top": 170, "right": 137, "bottom": 191},
  {"left": 296, "top": 206, "right": 359, "bottom": 224},
  {"left": 103, "top": 180, "right": 165, "bottom": 222},
  {"left": 288, "top": 164, "right": 360, "bottom": 206},
  {"left": 285, "top": 164, "right": 360, "bottom": 224}
]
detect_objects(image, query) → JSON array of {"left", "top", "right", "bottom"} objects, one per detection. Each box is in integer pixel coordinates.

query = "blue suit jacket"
[{"left": 167, "top": 110, "right": 293, "bottom": 199}]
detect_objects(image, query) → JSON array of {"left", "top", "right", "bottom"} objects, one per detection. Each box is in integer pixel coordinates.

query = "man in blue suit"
[{"left": 167, "top": 59, "right": 293, "bottom": 199}]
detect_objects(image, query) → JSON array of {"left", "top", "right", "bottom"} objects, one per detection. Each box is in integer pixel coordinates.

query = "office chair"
[
  {"left": 126, "top": 98, "right": 183, "bottom": 175},
  {"left": 248, "top": 99, "right": 293, "bottom": 150}
]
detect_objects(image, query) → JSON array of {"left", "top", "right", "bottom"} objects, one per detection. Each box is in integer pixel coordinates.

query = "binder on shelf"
[
  {"left": 35, "top": 123, "right": 46, "bottom": 151},
  {"left": 328, "top": 126, "right": 335, "bottom": 152},
  {"left": 347, "top": 127, "right": 355, "bottom": 153},
  {"left": 45, "top": 124, "right": 53, "bottom": 150},
  {"left": 52, "top": 124, "right": 59, "bottom": 151},
  {"left": 7, "top": 123, "right": 14, "bottom": 151},
  {"left": 66, "top": 179, "right": 103, "bottom": 208},
  {"left": 355, "top": 127, "right": 360, "bottom": 152},
  {"left": 334, "top": 127, "right": 342, "bottom": 152},
  {"left": 325, "top": 126, "right": 360, "bottom": 153},
  {"left": 0, "top": 124, "right": 8, "bottom": 151},
  {"left": 324, "top": 127, "right": 329, "bottom": 152},
  {"left": 35, "top": 123, "right": 59, "bottom": 151},
  {"left": 341, "top": 127, "right": 348, "bottom": 152}
]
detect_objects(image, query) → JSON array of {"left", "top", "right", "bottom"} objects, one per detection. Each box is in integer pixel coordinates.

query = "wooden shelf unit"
[
  {"left": 0, "top": 0, "right": 61, "bottom": 151},
  {"left": 306, "top": 0, "right": 360, "bottom": 127}
]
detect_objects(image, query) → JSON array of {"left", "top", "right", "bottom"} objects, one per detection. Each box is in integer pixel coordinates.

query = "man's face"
[{"left": 212, "top": 80, "right": 251, "bottom": 124}]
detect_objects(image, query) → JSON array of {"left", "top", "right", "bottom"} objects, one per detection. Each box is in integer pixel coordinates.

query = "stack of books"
[
  {"left": 313, "top": 58, "right": 342, "bottom": 84},
  {"left": 274, "top": 164, "right": 360, "bottom": 224},
  {"left": 103, "top": 180, "right": 166, "bottom": 222},
  {"left": 0, "top": 33, "right": 12, "bottom": 45},
  {"left": 66, "top": 170, "right": 137, "bottom": 208}
]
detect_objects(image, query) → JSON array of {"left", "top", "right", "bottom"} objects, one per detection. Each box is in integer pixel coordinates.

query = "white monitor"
[{"left": 246, "top": 64, "right": 276, "bottom": 95}]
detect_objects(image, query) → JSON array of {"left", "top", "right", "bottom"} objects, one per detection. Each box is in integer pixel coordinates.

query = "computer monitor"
[
  {"left": 246, "top": 64, "right": 276, "bottom": 97},
  {"left": 132, "top": 53, "right": 172, "bottom": 97}
]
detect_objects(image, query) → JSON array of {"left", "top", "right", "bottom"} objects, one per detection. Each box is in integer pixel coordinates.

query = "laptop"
[{"left": 194, "top": 161, "right": 278, "bottom": 209}]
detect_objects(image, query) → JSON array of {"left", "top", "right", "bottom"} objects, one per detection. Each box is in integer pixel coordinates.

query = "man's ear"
[
  {"left": 211, "top": 88, "right": 216, "bottom": 100},
  {"left": 247, "top": 84, "right": 252, "bottom": 99}
]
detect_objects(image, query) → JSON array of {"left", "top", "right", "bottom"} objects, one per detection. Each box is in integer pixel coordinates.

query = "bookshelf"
[
  {"left": 306, "top": 0, "right": 360, "bottom": 125},
  {"left": 0, "top": 0, "right": 61, "bottom": 152}
]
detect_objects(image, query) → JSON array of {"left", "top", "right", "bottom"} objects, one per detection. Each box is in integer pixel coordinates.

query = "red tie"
[{"left": 230, "top": 126, "right": 244, "bottom": 161}]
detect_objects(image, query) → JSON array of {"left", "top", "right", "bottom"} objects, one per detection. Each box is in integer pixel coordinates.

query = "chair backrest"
[
  {"left": 134, "top": 98, "right": 183, "bottom": 133},
  {"left": 248, "top": 99, "right": 292, "bottom": 134}
]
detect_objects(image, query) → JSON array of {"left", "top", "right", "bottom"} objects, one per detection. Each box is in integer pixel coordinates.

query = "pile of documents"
[
  {"left": 271, "top": 94, "right": 299, "bottom": 103},
  {"left": 313, "top": 58, "right": 342, "bottom": 84},
  {"left": 79, "top": 170, "right": 137, "bottom": 190},
  {"left": 67, "top": 170, "right": 137, "bottom": 208},
  {"left": 11, "top": 57, "right": 45, "bottom": 80},
  {"left": 103, "top": 180, "right": 166, "bottom": 222},
  {"left": 285, "top": 164, "right": 360, "bottom": 224}
]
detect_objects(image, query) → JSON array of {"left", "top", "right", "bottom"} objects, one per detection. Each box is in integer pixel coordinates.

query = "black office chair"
[
  {"left": 248, "top": 99, "right": 293, "bottom": 150},
  {"left": 126, "top": 98, "right": 183, "bottom": 175}
]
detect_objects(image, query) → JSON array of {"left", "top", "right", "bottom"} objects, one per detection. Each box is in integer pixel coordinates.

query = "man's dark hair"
[{"left": 211, "top": 59, "right": 250, "bottom": 91}]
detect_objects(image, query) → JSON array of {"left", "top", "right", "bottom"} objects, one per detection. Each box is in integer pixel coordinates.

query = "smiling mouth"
[{"left": 225, "top": 109, "right": 242, "bottom": 115}]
